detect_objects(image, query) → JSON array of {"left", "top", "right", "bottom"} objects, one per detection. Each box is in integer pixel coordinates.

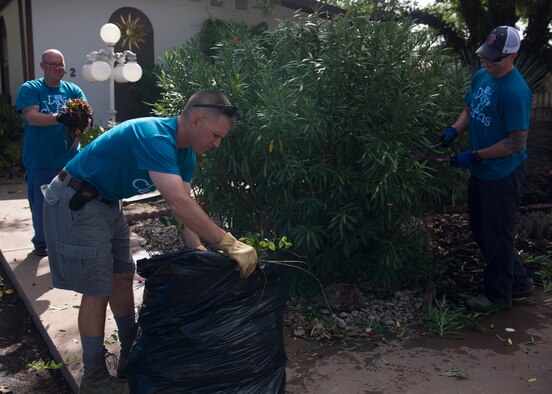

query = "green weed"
[
  {"left": 424, "top": 296, "right": 465, "bottom": 337},
  {"left": 440, "top": 362, "right": 469, "bottom": 379},
  {"left": 542, "top": 280, "right": 552, "bottom": 294},
  {"left": 104, "top": 331, "right": 119, "bottom": 346},
  {"left": 25, "top": 355, "right": 79, "bottom": 371},
  {"left": 521, "top": 253, "right": 552, "bottom": 284}
]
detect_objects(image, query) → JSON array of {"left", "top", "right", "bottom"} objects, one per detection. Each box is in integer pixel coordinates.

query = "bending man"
[{"left": 42, "top": 90, "right": 257, "bottom": 393}]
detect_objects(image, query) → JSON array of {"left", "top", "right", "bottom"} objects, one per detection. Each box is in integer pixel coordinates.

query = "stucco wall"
[
  {"left": 30, "top": 0, "right": 297, "bottom": 124},
  {"left": 1, "top": 0, "right": 25, "bottom": 101}
]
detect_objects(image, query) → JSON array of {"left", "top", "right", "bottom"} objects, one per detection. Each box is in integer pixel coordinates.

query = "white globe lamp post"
[
  {"left": 100, "top": 23, "right": 121, "bottom": 45},
  {"left": 82, "top": 23, "right": 143, "bottom": 123}
]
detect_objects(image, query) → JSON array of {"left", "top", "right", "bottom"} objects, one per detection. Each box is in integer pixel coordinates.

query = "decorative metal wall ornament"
[{"left": 116, "top": 14, "right": 147, "bottom": 51}]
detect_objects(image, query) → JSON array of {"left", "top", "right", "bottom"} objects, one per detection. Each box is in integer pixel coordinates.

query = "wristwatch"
[{"left": 472, "top": 150, "right": 482, "bottom": 164}]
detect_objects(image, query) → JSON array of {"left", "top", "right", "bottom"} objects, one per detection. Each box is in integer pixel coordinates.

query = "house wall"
[
  {"left": 29, "top": 0, "right": 297, "bottom": 125},
  {"left": 0, "top": 0, "right": 25, "bottom": 101}
]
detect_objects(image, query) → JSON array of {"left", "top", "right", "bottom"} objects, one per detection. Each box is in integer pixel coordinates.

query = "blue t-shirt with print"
[
  {"left": 464, "top": 67, "right": 531, "bottom": 180},
  {"left": 64, "top": 117, "right": 195, "bottom": 201},
  {"left": 16, "top": 78, "right": 87, "bottom": 169}
]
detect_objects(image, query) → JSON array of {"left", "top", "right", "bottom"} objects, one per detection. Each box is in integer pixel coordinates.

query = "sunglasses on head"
[{"left": 193, "top": 104, "right": 238, "bottom": 117}]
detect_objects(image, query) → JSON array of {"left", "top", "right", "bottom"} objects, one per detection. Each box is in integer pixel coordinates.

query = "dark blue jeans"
[
  {"left": 468, "top": 164, "right": 530, "bottom": 304},
  {"left": 26, "top": 168, "right": 61, "bottom": 249}
]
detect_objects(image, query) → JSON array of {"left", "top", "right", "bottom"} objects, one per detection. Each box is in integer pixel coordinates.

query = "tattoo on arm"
[
  {"left": 22, "top": 106, "right": 39, "bottom": 115},
  {"left": 505, "top": 131, "right": 527, "bottom": 151}
]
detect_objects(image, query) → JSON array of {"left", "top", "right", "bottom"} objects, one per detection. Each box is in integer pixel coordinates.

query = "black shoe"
[
  {"left": 513, "top": 279, "right": 534, "bottom": 299},
  {"left": 33, "top": 247, "right": 48, "bottom": 256},
  {"left": 116, "top": 354, "right": 128, "bottom": 380},
  {"left": 465, "top": 295, "right": 511, "bottom": 312}
]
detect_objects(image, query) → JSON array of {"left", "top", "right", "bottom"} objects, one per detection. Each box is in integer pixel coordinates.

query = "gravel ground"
[
  {"left": 128, "top": 207, "right": 431, "bottom": 341},
  {"left": 128, "top": 202, "right": 551, "bottom": 343}
]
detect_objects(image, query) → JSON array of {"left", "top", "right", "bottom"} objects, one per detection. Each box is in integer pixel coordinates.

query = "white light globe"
[
  {"left": 113, "top": 63, "right": 127, "bottom": 83},
  {"left": 100, "top": 23, "right": 121, "bottom": 45},
  {"left": 90, "top": 60, "right": 112, "bottom": 81},
  {"left": 82, "top": 64, "right": 96, "bottom": 82},
  {"left": 122, "top": 62, "right": 142, "bottom": 83}
]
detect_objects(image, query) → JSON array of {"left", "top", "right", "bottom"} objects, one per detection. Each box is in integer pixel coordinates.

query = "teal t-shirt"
[
  {"left": 16, "top": 78, "right": 87, "bottom": 169},
  {"left": 464, "top": 67, "right": 531, "bottom": 180},
  {"left": 65, "top": 117, "right": 195, "bottom": 201}
]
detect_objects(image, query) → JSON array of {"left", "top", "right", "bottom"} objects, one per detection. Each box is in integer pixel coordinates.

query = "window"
[{"left": 235, "top": 0, "right": 247, "bottom": 10}]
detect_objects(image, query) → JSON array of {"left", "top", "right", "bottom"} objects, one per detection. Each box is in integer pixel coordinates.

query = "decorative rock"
[
  {"left": 294, "top": 327, "right": 306, "bottom": 337},
  {"left": 336, "top": 318, "right": 347, "bottom": 329},
  {"left": 130, "top": 213, "right": 426, "bottom": 341},
  {"left": 320, "top": 283, "right": 366, "bottom": 312}
]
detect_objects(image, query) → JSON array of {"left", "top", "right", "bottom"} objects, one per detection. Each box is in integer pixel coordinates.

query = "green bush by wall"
[
  {"left": 153, "top": 13, "right": 471, "bottom": 291},
  {"left": 0, "top": 95, "right": 24, "bottom": 175}
]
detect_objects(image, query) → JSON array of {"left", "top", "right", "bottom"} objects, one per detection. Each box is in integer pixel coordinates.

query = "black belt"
[{"left": 59, "top": 170, "right": 117, "bottom": 205}]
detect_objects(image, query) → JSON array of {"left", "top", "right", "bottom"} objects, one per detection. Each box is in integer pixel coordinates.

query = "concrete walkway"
[{"left": 0, "top": 182, "right": 148, "bottom": 393}]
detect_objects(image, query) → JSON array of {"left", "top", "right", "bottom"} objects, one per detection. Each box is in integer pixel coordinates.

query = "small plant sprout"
[
  {"left": 104, "top": 331, "right": 119, "bottom": 346},
  {"left": 239, "top": 231, "right": 292, "bottom": 257},
  {"left": 424, "top": 296, "right": 464, "bottom": 337},
  {"left": 24, "top": 354, "right": 79, "bottom": 371},
  {"left": 440, "top": 363, "right": 469, "bottom": 379}
]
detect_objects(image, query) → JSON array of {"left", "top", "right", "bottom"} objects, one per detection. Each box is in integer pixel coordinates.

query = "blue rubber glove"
[
  {"left": 451, "top": 151, "right": 476, "bottom": 168},
  {"left": 439, "top": 126, "right": 457, "bottom": 147}
]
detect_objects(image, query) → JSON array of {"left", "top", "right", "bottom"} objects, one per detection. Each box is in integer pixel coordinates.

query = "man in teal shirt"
[
  {"left": 16, "top": 49, "right": 86, "bottom": 256},
  {"left": 42, "top": 90, "right": 258, "bottom": 393},
  {"left": 440, "top": 26, "right": 533, "bottom": 312}
]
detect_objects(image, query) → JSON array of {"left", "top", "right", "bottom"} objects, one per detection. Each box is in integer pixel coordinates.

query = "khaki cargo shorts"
[{"left": 42, "top": 174, "right": 135, "bottom": 296}]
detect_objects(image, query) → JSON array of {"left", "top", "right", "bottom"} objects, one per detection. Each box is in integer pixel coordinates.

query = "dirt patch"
[
  {"left": 283, "top": 298, "right": 552, "bottom": 394},
  {"left": 0, "top": 265, "right": 71, "bottom": 394}
]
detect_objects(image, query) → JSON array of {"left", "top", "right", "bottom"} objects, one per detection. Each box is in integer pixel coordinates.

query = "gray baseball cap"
[{"left": 476, "top": 26, "right": 520, "bottom": 61}]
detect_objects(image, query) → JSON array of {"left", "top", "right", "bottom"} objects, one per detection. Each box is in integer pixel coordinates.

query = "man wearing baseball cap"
[{"left": 438, "top": 26, "right": 533, "bottom": 312}]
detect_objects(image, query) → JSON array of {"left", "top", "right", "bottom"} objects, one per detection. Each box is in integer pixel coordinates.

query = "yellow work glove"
[
  {"left": 196, "top": 245, "right": 208, "bottom": 251},
  {"left": 215, "top": 232, "right": 258, "bottom": 278}
]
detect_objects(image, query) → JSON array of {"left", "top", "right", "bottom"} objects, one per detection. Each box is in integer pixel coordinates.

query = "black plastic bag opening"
[{"left": 126, "top": 249, "right": 289, "bottom": 394}]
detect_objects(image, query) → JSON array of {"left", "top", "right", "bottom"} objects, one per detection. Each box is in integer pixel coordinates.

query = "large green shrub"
[
  {"left": 153, "top": 13, "right": 470, "bottom": 290},
  {"left": 0, "top": 96, "right": 24, "bottom": 175}
]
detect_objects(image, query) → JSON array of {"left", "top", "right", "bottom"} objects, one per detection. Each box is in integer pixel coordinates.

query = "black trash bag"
[{"left": 126, "top": 248, "right": 289, "bottom": 394}]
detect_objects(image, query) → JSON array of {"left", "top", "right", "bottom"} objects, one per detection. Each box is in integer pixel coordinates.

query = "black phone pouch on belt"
[{"left": 69, "top": 182, "right": 99, "bottom": 211}]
